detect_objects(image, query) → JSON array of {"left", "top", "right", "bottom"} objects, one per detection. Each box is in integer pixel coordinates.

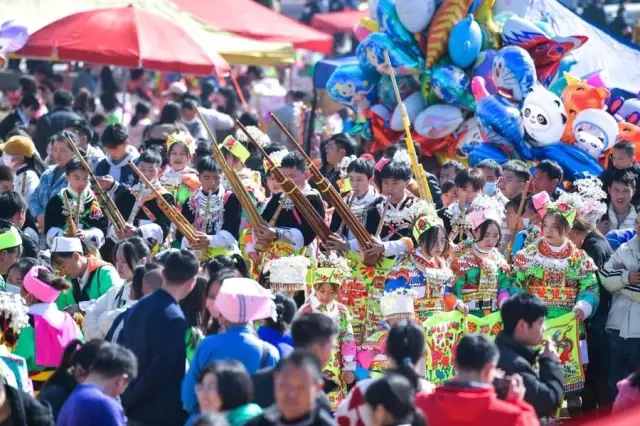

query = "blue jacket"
[
  {"left": 29, "top": 166, "right": 66, "bottom": 218},
  {"left": 257, "top": 326, "right": 293, "bottom": 358},
  {"left": 34, "top": 107, "right": 83, "bottom": 157},
  {"left": 94, "top": 147, "right": 140, "bottom": 188},
  {"left": 182, "top": 326, "right": 279, "bottom": 421},
  {"left": 117, "top": 289, "right": 187, "bottom": 426}
]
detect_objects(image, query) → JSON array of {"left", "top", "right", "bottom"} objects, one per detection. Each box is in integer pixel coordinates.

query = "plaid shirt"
[{"left": 29, "top": 165, "right": 67, "bottom": 217}]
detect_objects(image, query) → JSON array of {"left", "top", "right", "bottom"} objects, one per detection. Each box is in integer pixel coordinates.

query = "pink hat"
[
  {"left": 468, "top": 209, "right": 502, "bottom": 230},
  {"left": 23, "top": 266, "right": 60, "bottom": 304},
  {"left": 214, "top": 278, "right": 276, "bottom": 323},
  {"left": 374, "top": 157, "right": 390, "bottom": 172},
  {"left": 532, "top": 191, "right": 550, "bottom": 218}
]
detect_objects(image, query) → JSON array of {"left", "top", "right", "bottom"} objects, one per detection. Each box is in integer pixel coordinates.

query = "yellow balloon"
[
  {"left": 354, "top": 17, "right": 380, "bottom": 42},
  {"left": 474, "top": 0, "right": 501, "bottom": 49}
]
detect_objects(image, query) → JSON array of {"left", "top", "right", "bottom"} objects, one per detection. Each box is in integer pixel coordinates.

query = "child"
[
  {"left": 0, "top": 165, "right": 15, "bottom": 194},
  {"left": 162, "top": 131, "right": 200, "bottom": 208},
  {"left": 50, "top": 236, "right": 120, "bottom": 314},
  {"left": 263, "top": 144, "right": 287, "bottom": 201},
  {"left": 64, "top": 121, "right": 105, "bottom": 168},
  {"left": 440, "top": 180, "right": 457, "bottom": 209},
  {"left": 95, "top": 123, "right": 139, "bottom": 188},
  {"left": 0, "top": 192, "right": 39, "bottom": 259},
  {"left": 599, "top": 141, "right": 640, "bottom": 206},
  {"left": 0, "top": 135, "right": 45, "bottom": 203},
  {"left": 298, "top": 252, "right": 356, "bottom": 410},
  {"left": 44, "top": 158, "right": 108, "bottom": 251},
  {"left": 181, "top": 156, "right": 242, "bottom": 260},
  {"left": 224, "top": 129, "right": 266, "bottom": 205},
  {"left": 438, "top": 168, "right": 486, "bottom": 242},
  {"left": 511, "top": 191, "right": 550, "bottom": 257},
  {"left": 605, "top": 171, "right": 637, "bottom": 231}
]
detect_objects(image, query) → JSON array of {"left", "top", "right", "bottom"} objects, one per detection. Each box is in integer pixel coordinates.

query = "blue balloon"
[
  {"left": 530, "top": 143, "right": 603, "bottom": 181},
  {"left": 378, "top": 75, "right": 420, "bottom": 109},
  {"left": 476, "top": 94, "right": 530, "bottom": 159},
  {"left": 432, "top": 65, "right": 476, "bottom": 110},
  {"left": 468, "top": 142, "right": 510, "bottom": 167},
  {"left": 326, "top": 64, "right": 380, "bottom": 112},
  {"left": 493, "top": 46, "right": 537, "bottom": 104},
  {"left": 376, "top": 0, "right": 420, "bottom": 54},
  {"left": 448, "top": 15, "right": 483, "bottom": 69},
  {"left": 357, "top": 32, "right": 424, "bottom": 76}
]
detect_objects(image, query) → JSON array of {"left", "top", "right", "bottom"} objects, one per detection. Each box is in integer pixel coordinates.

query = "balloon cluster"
[
  {"left": 325, "top": 0, "right": 639, "bottom": 181},
  {"left": 0, "top": 20, "right": 29, "bottom": 69}
]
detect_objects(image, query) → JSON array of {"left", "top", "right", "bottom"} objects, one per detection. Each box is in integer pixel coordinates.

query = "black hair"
[
  {"left": 34, "top": 265, "right": 71, "bottom": 293},
  {"left": 113, "top": 237, "right": 150, "bottom": 275},
  {"left": 503, "top": 160, "right": 531, "bottom": 183},
  {"left": 630, "top": 366, "right": 640, "bottom": 388},
  {"left": 501, "top": 293, "right": 548, "bottom": 335},
  {"left": 205, "top": 254, "right": 249, "bottom": 279},
  {"left": 203, "top": 268, "right": 243, "bottom": 335},
  {"left": 418, "top": 224, "right": 449, "bottom": 257},
  {"left": 474, "top": 219, "right": 502, "bottom": 246},
  {"left": 238, "top": 112, "right": 259, "bottom": 128},
  {"left": 101, "top": 123, "right": 129, "bottom": 148},
  {"left": 505, "top": 196, "right": 521, "bottom": 213},
  {"left": 385, "top": 320, "right": 425, "bottom": 390},
  {"left": 536, "top": 159, "right": 563, "bottom": 182},
  {"left": 454, "top": 168, "right": 485, "bottom": 191},
  {"left": 264, "top": 292, "right": 297, "bottom": 333},
  {"left": 181, "top": 275, "right": 206, "bottom": 330},
  {"left": 441, "top": 180, "right": 456, "bottom": 194},
  {"left": 198, "top": 360, "right": 253, "bottom": 410},
  {"left": 0, "top": 191, "right": 27, "bottom": 220},
  {"left": 195, "top": 140, "right": 212, "bottom": 159},
  {"left": 64, "top": 157, "right": 86, "bottom": 175},
  {"left": 159, "top": 102, "right": 182, "bottom": 124},
  {"left": 328, "top": 133, "right": 356, "bottom": 157},
  {"left": 572, "top": 216, "right": 600, "bottom": 238},
  {"left": 5, "top": 128, "right": 30, "bottom": 140},
  {"left": 614, "top": 140, "right": 636, "bottom": 158},
  {"left": 138, "top": 149, "right": 163, "bottom": 167},
  {"left": 6, "top": 257, "right": 38, "bottom": 282},
  {"left": 50, "top": 74, "right": 64, "bottom": 85},
  {"left": 196, "top": 156, "right": 221, "bottom": 175},
  {"left": 130, "top": 102, "right": 151, "bottom": 127},
  {"left": 90, "top": 342, "right": 138, "bottom": 380},
  {"left": 168, "top": 139, "right": 192, "bottom": 158},
  {"left": 291, "top": 312, "right": 339, "bottom": 349},
  {"left": 89, "top": 114, "right": 106, "bottom": 128},
  {"left": 455, "top": 334, "right": 499, "bottom": 371},
  {"left": 67, "top": 120, "right": 94, "bottom": 144},
  {"left": 0, "top": 165, "right": 14, "bottom": 183},
  {"left": 51, "top": 130, "right": 78, "bottom": 147},
  {"left": 347, "top": 157, "right": 375, "bottom": 179},
  {"left": 264, "top": 143, "right": 287, "bottom": 156},
  {"left": 131, "top": 263, "right": 162, "bottom": 300},
  {"left": 18, "top": 76, "right": 37, "bottom": 96},
  {"left": 41, "top": 339, "right": 107, "bottom": 393},
  {"left": 543, "top": 211, "right": 571, "bottom": 236},
  {"left": 73, "top": 88, "right": 96, "bottom": 119},
  {"left": 99, "top": 92, "right": 119, "bottom": 112},
  {"left": 610, "top": 170, "right": 637, "bottom": 191},
  {"left": 365, "top": 374, "right": 420, "bottom": 426},
  {"left": 19, "top": 94, "right": 40, "bottom": 111},
  {"left": 53, "top": 89, "right": 73, "bottom": 108},
  {"left": 279, "top": 151, "right": 306, "bottom": 172},
  {"left": 477, "top": 159, "right": 503, "bottom": 178},
  {"left": 441, "top": 160, "right": 464, "bottom": 173},
  {"left": 163, "top": 250, "right": 199, "bottom": 284},
  {"left": 380, "top": 159, "right": 412, "bottom": 182},
  {"left": 274, "top": 350, "right": 324, "bottom": 382},
  {"left": 181, "top": 98, "right": 199, "bottom": 111}
]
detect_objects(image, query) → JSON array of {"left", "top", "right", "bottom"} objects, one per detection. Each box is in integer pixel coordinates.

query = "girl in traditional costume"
[
  {"left": 0, "top": 291, "right": 31, "bottom": 394},
  {"left": 385, "top": 200, "right": 453, "bottom": 323},
  {"left": 446, "top": 195, "right": 511, "bottom": 318},
  {"left": 13, "top": 265, "right": 83, "bottom": 392},
  {"left": 298, "top": 252, "right": 357, "bottom": 410},
  {"left": 511, "top": 191, "right": 550, "bottom": 257},
  {"left": 262, "top": 255, "right": 309, "bottom": 299},
  {"left": 44, "top": 158, "right": 108, "bottom": 251}
]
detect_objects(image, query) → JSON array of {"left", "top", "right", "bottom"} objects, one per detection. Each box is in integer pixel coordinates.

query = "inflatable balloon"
[
  {"left": 370, "top": 104, "right": 392, "bottom": 122},
  {"left": 419, "top": 72, "right": 440, "bottom": 105},
  {"left": 494, "top": 0, "right": 533, "bottom": 18},
  {"left": 474, "top": 0, "right": 501, "bottom": 50},
  {"left": 354, "top": 17, "right": 379, "bottom": 42},
  {"left": 377, "top": 75, "right": 420, "bottom": 110},
  {"left": 396, "top": 0, "right": 436, "bottom": 33},
  {"left": 377, "top": 0, "right": 420, "bottom": 53},
  {"left": 530, "top": 143, "right": 603, "bottom": 181},
  {"left": 448, "top": 15, "right": 483, "bottom": 68},
  {"left": 561, "top": 82, "right": 609, "bottom": 143},
  {"left": 472, "top": 49, "right": 497, "bottom": 95},
  {"left": 432, "top": 65, "right": 476, "bottom": 111},
  {"left": 522, "top": 85, "right": 568, "bottom": 147},
  {"left": 414, "top": 104, "right": 464, "bottom": 139},
  {"left": 582, "top": 70, "right": 611, "bottom": 90},
  {"left": 617, "top": 98, "right": 640, "bottom": 122},
  {"left": 548, "top": 62, "right": 578, "bottom": 97},
  {"left": 0, "top": 20, "right": 29, "bottom": 54},
  {"left": 573, "top": 109, "right": 619, "bottom": 160},
  {"left": 469, "top": 142, "right": 510, "bottom": 166},
  {"left": 618, "top": 121, "right": 640, "bottom": 145},
  {"left": 368, "top": 0, "right": 379, "bottom": 20},
  {"left": 502, "top": 15, "right": 548, "bottom": 48},
  {"left": 357, "top": 32, "right": 424, "bottom": 76},
  {"left": 492, "top": 46, "right": 536, "bottom": 104},
  {"left": 326, "top": 64, "right": 380, "bottom": 113},
  {"left": 390, "top": 92, "right": 425, "bottom": 131},
  {"left": 535, "top": 15, "right": 556, "bottom": 38},
  {"left": 455, "top": 117, "right": 486, "bottom": 156},
  {"left": 425, "top": 0, "right": 474, "bottom": 69}
]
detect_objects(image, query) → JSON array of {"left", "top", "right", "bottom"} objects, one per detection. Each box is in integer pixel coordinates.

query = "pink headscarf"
[
  {"left": 532, "top": 191, "right": 550, "bottom": 218},
  {"left": 23, "top": 266, "right": 60, "bottom": 304},
  {"left": 214, "top": 278, "right": 276, "bottom": 324},
  {"left": 468, "top": 209, "right": 502, "bottom": 230}
]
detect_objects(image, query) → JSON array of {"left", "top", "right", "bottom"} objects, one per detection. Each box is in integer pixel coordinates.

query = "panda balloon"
[
  {"left": 521, "top": 86, "right": 568, "bottom": 146},
  {"left": 573, "top": 109, "right": 619, "bottom": 160}
]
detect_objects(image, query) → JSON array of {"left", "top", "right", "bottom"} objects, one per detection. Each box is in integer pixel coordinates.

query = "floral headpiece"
[
  {"left": 339, "top": 155, "right": 357, "bottom": 179},
  {"left": 220, "top": 135, "right": 251, "bottom": 163},
  {"left": 264, "top": 255, "right": 309, "bottom": 293},
  {"left": 379, "top": 288, "right": 416, "bottom": 319},
  {"left": 264, "top": 149, "right": 289, "bottom": 173},
  {"left": 546, "top": 201, "right": 577, "bottom": 227},
  {"left": 166, "top": 131, "right": 195, "bottom": 155},
  {"left": 465, "top": 195, "right": 506, "bottom": 229},
  {"left": 234, "top": 126, "right": 270, "bottom": 148},
  {"left": 556, "top": 176, "right": 607, "bottom": 226},
  {"left": 406, "top": 200, "right": 442, "bottom": 241},
  {"left": 392, "top": 149, "right": 411, "bottom": 166},
  {"left": 0, "top": 292, "right": 29, "bottom": 349},
  {"left": 314, "top": 251, "right": 351, "bottom": 287}
]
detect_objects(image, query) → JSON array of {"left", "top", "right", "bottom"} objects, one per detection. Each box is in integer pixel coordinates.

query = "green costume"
[{"left": 56, "top": 259, "right": 119, "bottom": 310}]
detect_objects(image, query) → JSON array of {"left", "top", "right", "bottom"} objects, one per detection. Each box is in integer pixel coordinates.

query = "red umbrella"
[{"left": 17, "top": 4, "right": 230, "bottom": 76}]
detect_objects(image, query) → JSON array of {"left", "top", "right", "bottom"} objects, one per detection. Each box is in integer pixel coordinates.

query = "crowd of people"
[{"left": 0, "top": 58, "right": 639, "bottom": 426}]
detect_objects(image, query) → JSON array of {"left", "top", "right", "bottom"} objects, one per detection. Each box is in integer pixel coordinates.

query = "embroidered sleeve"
[
  {"left": 339, "top": 307, "right": 357, "bottom": 371},
  {"left": 576, "top": 253, "right": 600, "bottom": 316}
]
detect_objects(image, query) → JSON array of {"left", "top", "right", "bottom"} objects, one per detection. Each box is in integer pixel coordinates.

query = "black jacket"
[
  {"left": 0, "top": 110, "right": 27, "bottom": 141},
  {"left": 252, "top": 367, "right": 335, "bottom": 412},
  {"left": 37, "top": 375, "right": 77, "bottom": 420},
  {"left": 426, "top": 172, "right": 443, "bottom": 210},
  {"left": 245, "top": 405, "right": 337, "bottom": 426},
  {"left": 495, "top": 332, "right": 564, "bottom": 418},
  {"left": 34, "top": 107, "right": 83, "bottom": 157},
  {"left": 5, "top": 383, "right": 55, "bottom": 426},
  {"left": 0, "top": 219, "right": 38, "bottom": 260},
  {"left": 582, "top": 231, "right": 613, "bottom": 315}
]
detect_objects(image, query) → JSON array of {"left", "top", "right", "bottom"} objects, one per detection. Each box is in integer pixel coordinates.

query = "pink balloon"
[
  {"left": 472, "top": 76, "right": 490, "bottom": 102},
  {"left": 583, "top": 70, "right": 610, "bottom": 90}
]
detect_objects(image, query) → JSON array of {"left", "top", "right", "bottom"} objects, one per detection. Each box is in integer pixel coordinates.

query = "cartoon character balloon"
[
  {"left": 573, "top": 109, "right": 619, "bottom": 160},
  {"left": 326, "top": 64, "right": 380, "bottom": 116},
  {"left": 354, "top": 18, "right": 379, "bottom": 42},
  {"left": 472, "top": 50, "right": 497, "bottom": 95},
  {"left": 492, "top": 46, "right": 537, "bottom": 104},
  {"left": 395, "top": 0, "right": 436, "bottom": 33},
  {"left": 0, "top": 21, "right": 29, "bottom": 54},
  {"left": 432, "top": 65, "right": 476, "bottom": 111},
  {"left": 448, "top": 15, "right": 483, "bottom": 68},
  {"left": 377, "top": 0, "right": 421, "bottom": 53},
  {"left": 357, "top": 32, "right": 424, "bottom": 76},
  {"left": 425, "top": 0, "right": 474, "bottom": 69},
  {"left": 522, "top": 86, "right": 568, "bottom": 147},
  {"left": 561, "top": 82, "right": 610, "bottom": 143},
  {"left": 474, "top": 0, "right": 501, "bottom": 50},
  {"left": 414, "top": 104, "right": 464, "bottom": 139},
  {"left": 377, "top": 75, "right": 420, "bottom": 110}
]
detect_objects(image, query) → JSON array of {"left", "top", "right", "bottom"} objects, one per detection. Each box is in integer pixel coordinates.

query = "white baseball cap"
[{"left": 162, "top": 81, "right": 188, "bottom": 97}]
